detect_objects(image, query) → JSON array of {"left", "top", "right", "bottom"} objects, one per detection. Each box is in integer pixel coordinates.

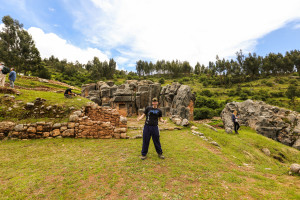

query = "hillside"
[
  {"left": 0, "top": 122, "right": 299, "bottom": 199},
  {"left": 0, "top": 75, "right": 91, "bottom": 123}
]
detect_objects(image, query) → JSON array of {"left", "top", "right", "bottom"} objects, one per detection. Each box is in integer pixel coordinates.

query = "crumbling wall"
[{"left": 0, "top": 104, "right": 128, "bottom": 140}]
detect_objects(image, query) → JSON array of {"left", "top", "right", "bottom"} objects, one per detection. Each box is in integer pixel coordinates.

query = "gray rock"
[
  {"left": 221, "top": 100, "right": 300, "bottom": 148},
  {"left": 181, "top": 118, "right": 189, "bottom": 126},
  {"left": 261, "top": 148, "right": 271, "bottom": 156},
  {"left": 25, "top": 103, "right": 34, "bottom": 109},
  {"left": 69, "top": 115, "right": 79, "bottom": 122},
  {"left": 290, "top": 164, "right": 300, "bottom": 174},
  {"left": 14, "top": 124, "right": 24, "bottom": 132},
  {"left": 53, "top": 123, "right": 62, "bottom": 129},
  {"left": 210, "top": 141, "right": 220, "bottom": 147},
  {"left": 292, "top": 138, "right": 300, "bottom": 150}
]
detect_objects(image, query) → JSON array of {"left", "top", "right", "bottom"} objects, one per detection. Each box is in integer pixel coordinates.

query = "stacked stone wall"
[{"left": 0, "top": 104, "right": 127, "bottom": 140}]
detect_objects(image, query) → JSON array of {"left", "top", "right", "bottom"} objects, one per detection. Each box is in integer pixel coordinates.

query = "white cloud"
[
  {"left": 48, "top": 7, "right": 55, "bottom": 12},
  {"left": 27, "top": 27, "right": 109, "bottom": 64},
  {"left": 67, "top": 0, "right": 300, "bottom": 67},
  {"left": 293, "top": 24, "right": 300, "bottom": 29}
]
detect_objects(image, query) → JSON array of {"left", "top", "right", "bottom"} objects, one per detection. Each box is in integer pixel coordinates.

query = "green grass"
[
  {"left": 1, "top": 76, "right": 91, "bottom": 122},
  {"left": 0, "top": 126, "right": 299, "bottom": 199}
]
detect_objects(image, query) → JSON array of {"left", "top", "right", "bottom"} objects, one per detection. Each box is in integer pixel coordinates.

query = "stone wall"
[{"left": 0, "top": 104, "right": 128, "bottom": 140}]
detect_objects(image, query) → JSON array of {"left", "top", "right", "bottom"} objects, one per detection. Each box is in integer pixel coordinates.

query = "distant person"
[
  {"left": 0, "top": 62, "right": 5, "bottom": 87},
  {"left": 232, "top": 110, "right": 240, "bottom": 134},
  {"left": 8, "top": 68, "right": 16, "bottom": 88},
  {"left": 137, "top": 97, "right": 166, "bottom": 160},
  {"left": 64, "top": 88, "right": 74, "bottom": 98}
]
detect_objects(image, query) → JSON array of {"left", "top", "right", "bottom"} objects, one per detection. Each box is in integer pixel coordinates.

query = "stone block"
[
  {"left": 52, "top": 129, "right": 60, "bottom": 137},
  {"left": 27, "top": 127, "right": 36, "bottom": 134}
]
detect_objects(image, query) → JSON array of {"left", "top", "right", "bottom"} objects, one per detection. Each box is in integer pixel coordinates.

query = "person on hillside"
[
  {"left": 137, "top": 97, "right": 166, "bottom": 160},
  {"left": 0, "top": 62, "right": 6, "bottom": 87},
  {"left": 8, "top": 68, "right": 16, "bottom": 88},
  {"left": 232, "top": 110, "right": 240, "bottom": 134},
  {"left": 64, "top": 88, "right": 75, "bottom": 98}
]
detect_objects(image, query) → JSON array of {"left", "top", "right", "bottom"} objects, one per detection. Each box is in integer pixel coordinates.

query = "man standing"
[
  {"left": 8, "top": 68, "right": 16, "bottom": 88},
  {"left": 137, "top": 97, "right": 166, "bottom": 160},
  {"left": 0, "top": 63, "right": 5, "bottom": 87}
]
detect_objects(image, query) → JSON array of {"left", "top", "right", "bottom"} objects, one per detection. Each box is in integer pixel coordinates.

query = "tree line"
[{"left": 136, "top": 50, "right": 300, "bottom": 84}]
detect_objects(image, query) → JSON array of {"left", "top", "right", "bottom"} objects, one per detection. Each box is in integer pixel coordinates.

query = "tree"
[
  {"left": 194, "top": 62, "right": 201, "bottom": 75},
  {"left": 0, "top": 15, "right": 41, "bottom": 74},
  {"left": 286, "top": 84, "right": 299, "bottom": 103}
]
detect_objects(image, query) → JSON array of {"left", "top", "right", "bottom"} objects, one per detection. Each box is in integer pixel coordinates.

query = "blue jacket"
[
  {"left": 9, "top": 71, "right": 16, "bottom": 81},
  {"left": 232, "top": 114, "right": 237, "bottom": 123}
]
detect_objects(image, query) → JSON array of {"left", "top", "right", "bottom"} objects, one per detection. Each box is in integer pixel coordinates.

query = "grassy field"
[{"left": 0, "top": 124, "right": 299, "bottom": 200}]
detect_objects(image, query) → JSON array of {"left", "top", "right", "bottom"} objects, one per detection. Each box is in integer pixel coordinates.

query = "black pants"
[
  {"left": 141, "top": 125, "right": 163, "bottom": 156},
  {"left": 234, "top": 122, "right": 240, "bottom": 133}
]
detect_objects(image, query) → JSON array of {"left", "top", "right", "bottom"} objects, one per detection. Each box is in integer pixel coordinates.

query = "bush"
[
  {"left": 202, "top": 81, "right": 208, "bottom": 87},
  {"left": 274, "top": 78, "right": 285, "bottom": 84},
  {"left": 228, "top": 90, "right": 235, "bottom": 97},
  {"left": 289, "top": 79, "right": 298, "bottom": 86},
  {"left": 194, "top": 107, "right": 215, "bottom": 120},
  {"left": 239, "top": 93, "right": 248, "bottom": 100},
  {"left": 35, "top": 67, "right": 51, "bottom": 79},
  {"left": 265, "top": 81, "right": 273, "bottom": 87},
  {"left": 195, "top": 95, "right": 219, "bottom": 109},
  {"left": 270, "top": 91, "right": 284, "bottom": 98},
  {"left": 242, "top": 88, "right": 253, "bottom": 96},
  {"left": 159, "top": 77, "right": 165, "bottom": 84},
  {"left": 201, "top": 89, "right": 213, "bottom": 97}
]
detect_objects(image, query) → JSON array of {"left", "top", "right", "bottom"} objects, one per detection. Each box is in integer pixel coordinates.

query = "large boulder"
[{"left": 221, "top": 100, "right": 300, "bottom": 148}]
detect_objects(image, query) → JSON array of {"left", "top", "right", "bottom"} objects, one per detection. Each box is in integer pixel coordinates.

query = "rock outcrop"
[
  {"left": 82, "top": 81, "right": 195, "bottom": 121},
  {"left": 221, "top": 100, "right": 300, "bottom": 149}
]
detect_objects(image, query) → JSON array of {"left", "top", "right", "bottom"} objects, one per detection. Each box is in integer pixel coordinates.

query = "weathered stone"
[
  {"left": 292, "top": 138, "right": 300, "bottom": 150},
  {"left": 121, "top": 133, "right": 127, "bottom": 139},
  {"left": 43, "top": 132, "right": 50, "bottom": 137},
  {"left": 53, "top": 123, "right": 62, "bottom": 129},
  {"left": 221, "top": 100, "right": 300, "bottom": 148},
  {"left": 69, "top": 115, "right": 79, "bottom": 122},
  {"left": 37, "top": 126, "right": 43, "bottom": 132},
  {"left": 60, "top": 126, "right": 68, "bottom": 132},
  {"left": 114, "top": 128, "right": 127, "bottom": 133},
  {"left": 27, "top": 127, "right": 36, "bottom": 134},
  {"left": 52, "top": 129, "right": 60, "bottom": 137},
  {"left": 181, "top": 118, "right": 189, "bottom": 126},
  {"left": 68, "top": 122, "right": 75, "bottom": 129},
  {"left": 14, "top": 124, "right": 24, "bottom": 132},
  {"left": 290, "top": 164, "right": 300, "bottom": 174},
  {"left": 261, "top": 148, "right": 271, "bottom": 156}
]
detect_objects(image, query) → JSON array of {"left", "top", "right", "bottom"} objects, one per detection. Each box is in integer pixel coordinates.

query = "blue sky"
[{"left": 1, "top": 0, "right": 300, "bottom": 71}]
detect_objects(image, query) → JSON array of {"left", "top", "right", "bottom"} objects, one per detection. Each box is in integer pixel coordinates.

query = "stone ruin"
[
  {"left": 221, "top": 99, "right": 300, "bottom": 149},
  {"left": 0, "top": 103, "right": 128, "bottom": 140},
  {"left": 81, "top": 80, "right": 195, "bottom": 125}
]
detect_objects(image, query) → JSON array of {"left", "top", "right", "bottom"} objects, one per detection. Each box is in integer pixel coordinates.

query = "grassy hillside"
[
  {"left": 0, "top": 124, "right": 299, "bottom": 199},
  {"left": 0, "top": 75, "right": 91, "bottom": 123}
]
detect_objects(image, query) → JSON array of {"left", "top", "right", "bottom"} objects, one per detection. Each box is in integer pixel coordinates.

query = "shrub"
[
  {"left": 195, "top": 95, "right": 219, "bottom": 109},
  {"left": 202, "top": 81, "right": 208, "bottom": 87},
  {"left": 201, "top": 89, "right": 213, "bottom": 97},
  {"left": 159, "top": 77, "right": 165, "bottom": 84},
  {"left": 274, "top": 78, "right": 285, "bottom": 84},
  {"left": 265, "top": 81, "right": 273, "bottom": 87},
  {"left": 194, "top": 107, "right": 215, "bottom": 120},
  {"left": 270, "top": 91, "right": 284, "bottom": 98},
  {"left": 289, "top": 79, "right": 298, "bottom": 86},
  {"left": 242, "top": 88, "right": 253, "bottom": 96},
  {"left": 239, "top": 93, "right": 248, "bottom": 100},
  {"left": 228, "top": 90, "right": 235, "bottom": 97},
  {"left": 261, "top": 80, "right": 267, "bottom": 85}
]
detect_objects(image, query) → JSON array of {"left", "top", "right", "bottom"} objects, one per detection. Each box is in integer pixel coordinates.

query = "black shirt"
[
  {"left": 64, "top": 88, "right": 72, "bottom": 95},
  {"left": 144, "top": 106, "right": 162, "bottom": 126}
]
